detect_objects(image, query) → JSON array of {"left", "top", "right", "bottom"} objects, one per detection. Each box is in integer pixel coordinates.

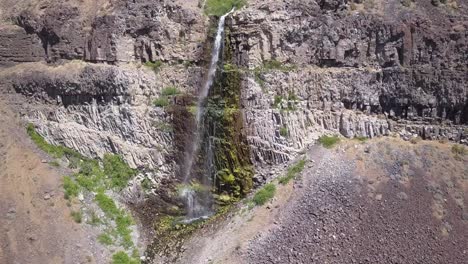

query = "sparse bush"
[
  {"left": 103, "top": 154, "right": 137, "bottom": 190},
  {"left": 204, "top": 0, "right": 246, "bottom": 16},
  {"left": 280, "top": 126, "right": 288, "bottom": 137},
  {"left": 63, "top": 176, "right": 80, "bottom": 199},
  {"left": 273, "top": 95, "right": 283, "bottom": 108},
  {"left": 253, "top": 183, "right": 276, "bottom": 206},
  {"left": 112, "top": 251, "right": 139, "bottom": 264},
  {"left": 318, "top": 135, "right": 341, "bottom": 148},
  {"left": 452, "top": 144, "right": 467, "bottom": 156},
  {"left": 161, "top": 86, "right": 179, "bottom": 96},
  {"left": 95, "top": 192, "right": 120, "bottom": 217},
  {"left": 98, "top": 233, "right": 113, "bottom": 246},
  {"left": 144, "top": 61, "right": 163, "bottom": 72},
  {"left": 71, "top": 210, "right": 82, "bottom": 223},
  {"left": 49, "top": 160, "right": 60, "bottom": 167},
  {"left": 153, "top": 97, "right": 170, "bottom": 107},
  {"left": 354, "top": 136, "right": 368, "bottom": 142},
  {"left": 279, "top": 159, "right": 306, "bottom": 185}
]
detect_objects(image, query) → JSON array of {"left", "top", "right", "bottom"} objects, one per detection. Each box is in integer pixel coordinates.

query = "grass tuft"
[
  {"left": 161, "top": 86, "right": 179, "bottom": 96},
  {"left": 97, "top": 233, "right": 114, "bottom": 246},
  {"left": 253, "top": 183, "right": 276, "bottom": 206},
  {"left": 112, "top": 251, "right": 139, "bottom": 264},
  {"left": 279, "top": 159, "right": 306, "bottom": 185},
  {"left": 144, "top": 61, "right": 163, "bottom": 72},
  {"left": 452, "top": 144, "right": 467, "bottom": 156},
  {"left": 70, "top": 210, "right": 82, "bottom": 223},
  {"left": 204, "top": 0, "right": 246, "bottom": 16},
  {"left": 318, "top": 135, "right": 341, "bottom": 148},
  {"left": 63, "top": 176, "right": 80, "bottom": 199},
  {"left": 153, "top": 97, "right": 170, "bottom": 107}
]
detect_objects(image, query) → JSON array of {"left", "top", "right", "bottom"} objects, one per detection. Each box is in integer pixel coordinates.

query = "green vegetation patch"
[
  {"left": 153, "top": 97, "right": 170, "bottom": 107},
  {"left": 63, "top": 176, "right": 80, "bottom": 199},
  {"left": 279, "top": 159, "right": 306, "bottom": 185},
  {"left": 204, "top": 0, "right": 246, "bottom": 16},
  {"left": 452, "top": 144, "right": 467, "bottom": 157},
  {"left": 27, "top": 124, "right": 138, "bottom": 260},
  {"left": 103, "top": 154, "right": 137, "bottom": 190},
  {"left": 318, "top": 135, "right": 341, "bottom": 149},
  {"left": 253, "top": 183, "right": 276, "bottom": 206},
  {"left": 279, "top": 126, "right": 289, "bottom": 137},
  {"left": 27, "top": 123, "right": 82, "bottom": 159},
  {"left": 112, "top": 251, "right": 139, "bottom": 264},
  {"left": 98, "top": 233, "right": 114, "bottom": 246},
  {"left": 70, "top": 210, "right": 83, "bottom": 223},
  {"left": 161, "top": 86, "right": 180, "bottom": 96},
  {"left": 144, "top": 61, "right": 163, "bottom": 72}
]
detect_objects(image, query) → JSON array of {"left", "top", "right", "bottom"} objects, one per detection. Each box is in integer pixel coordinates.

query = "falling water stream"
[{"left": 180, "top": 9, "right": 235, "bottom": 223}]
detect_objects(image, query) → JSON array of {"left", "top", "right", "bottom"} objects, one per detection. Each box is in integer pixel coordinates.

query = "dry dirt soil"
[
  {"left": 0, "top": 98, "right": 107, "bottom": 264},
  {"left": 173, "top": 138, "right": 468, "bottom": 264}
]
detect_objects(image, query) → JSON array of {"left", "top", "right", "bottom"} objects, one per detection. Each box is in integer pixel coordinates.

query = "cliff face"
[
  {"left": 0, "top": 0, "right": 467, "bottom": 190},
  {"left": 229, "top": 0, "right": 468, "bottom": 165}
]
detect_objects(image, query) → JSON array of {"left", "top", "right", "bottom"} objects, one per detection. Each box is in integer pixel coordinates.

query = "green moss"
[
  {"left": 253, "top": 183, "right": 276, "bottom": 206},
  {"left": 204, "top": 0, "right": 246, "bottom": 16},
  {"left": 318, "top": 135, "right": 341, "bottom": 148},
  {"left": 204, "top": 28, "right": 254, "bottom": 199},
  {"left": 112, "top": 251, "right": 139, "bottom": 264},
  {"left": 278, "top": 159, "right": 306, "bottom": 185}
]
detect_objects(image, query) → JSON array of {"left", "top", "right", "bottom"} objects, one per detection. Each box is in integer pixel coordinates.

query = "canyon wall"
[{"left": 0, "top": 0, "right": 467, "bottom": 181}]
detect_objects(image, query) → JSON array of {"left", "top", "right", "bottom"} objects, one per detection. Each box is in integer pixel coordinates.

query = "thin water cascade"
[{"left": 180, "top": 9, "right": 235, "bottom": 222}]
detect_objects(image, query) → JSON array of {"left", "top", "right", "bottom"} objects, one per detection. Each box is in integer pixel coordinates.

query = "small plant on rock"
[
  {"left": 253, "top": 183, "right": 276, "bottom": 206},
  {"left": 318, "top": 135, "right": 341, "bottom": 149}
]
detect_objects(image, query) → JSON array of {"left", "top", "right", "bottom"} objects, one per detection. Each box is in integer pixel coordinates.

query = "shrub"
[
  {"left": 70, "top": 210, "right": 82, "bottom": 223},
  {"left": 253, "top": 183, "right": 276, "bottom": 206},
  {"left": 318, "top": 135, "right": 341, "bottom": 149},
  {"left": 279, "top": 159, "right": 306, "bottom": 185},
  {"left": 63, "top": 176, "right": 80, "bottom": 199},
  {"left": 95, "top": 192, "right": 120, "bottom": 217},
  {"left": 161, "top": 86, "right": 179, "bottom": 96},
  {"left": 116, "top": 214, "right": 134, "bottom": 248},
  {"left": 452, "top": 144, "right": 467, "bottom": 156},
  {"left": 280, "top": 126, "right": 288, "bottom": 137},
  {"left": 273, "top": 95, "right": 283, "bottom": 108},
  {"left": 144, "top": 61, "right": 162, "bottom": 72},
  {"left": 354, "top": 136, "right": 368, "bottom": 142},
  {"left": 112, "top": 251, "right": 139, "bottom": 264},
  {"left": 153, "top": 97, "right": 170, "bottom": 107},
  {"left": 49, "top": 160, "right": 60, "bottom": 167},
  {"left": 204, "top": 0, "right": 247, "bottom": 16},
  {"left": 103, "top": 154, "right": 137, "bottom": 189},
  {"left": 97, "top": 233, "right": 113, "bottom": 246}
]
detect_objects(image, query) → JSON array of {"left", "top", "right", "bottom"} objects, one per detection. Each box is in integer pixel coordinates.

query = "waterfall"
[{"left": 180, "top": 9, "right": 235, "bottom": 222}]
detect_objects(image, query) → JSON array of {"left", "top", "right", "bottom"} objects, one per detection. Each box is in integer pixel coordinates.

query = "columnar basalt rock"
[
  {"left": 228, "top": 0, "right": 467, "bottom": 164},
  {"left": 0, "top": 0, "right": 466, "bottom": 183}
]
